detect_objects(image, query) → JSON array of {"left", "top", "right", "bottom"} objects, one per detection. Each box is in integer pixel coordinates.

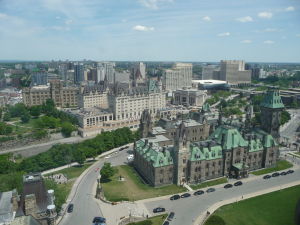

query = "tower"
[
  {"left": 173, "top": 122, "right": 190, "bottom": 185},
  {"left": 260, "top": 89, "right": 284, "bottom": 139},
  {"left": 140, "top": 109, "right": 152, "bottom": 138}
]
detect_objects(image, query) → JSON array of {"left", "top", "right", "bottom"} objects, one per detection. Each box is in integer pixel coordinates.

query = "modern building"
[
  {"left": 162, "top": 63, "right": 193, "bottom": 92},
  {"left": 74, "top": 63, "right": 84, "bottom": 84},
  {"left": 58, "top": 64, "right": 68, "bottom": 82},
  {"left": 32, "top": 72, "right": 48, "bottom": 86},
  {"left": 22, "top": 80, "right": 79, "bottom": 107},
  {"left": 192, "top": 80, "right": 230, "bottom": 91},
  {"left": 133, "top": 89, "right": 282, "bottom": 187},
  {"left": 201, "top": 65, "right": 219, "bottom": 80},
  {"left": 172, "top": 88, "right": 207, "bottom": 107},
  {"left": 219, "top": 60, "right": 251, "bottom": 85}
]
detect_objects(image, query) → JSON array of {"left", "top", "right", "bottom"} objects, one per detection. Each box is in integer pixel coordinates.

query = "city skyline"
[{"left": 0, "top": 0, "right": 300, "bottom": 62}]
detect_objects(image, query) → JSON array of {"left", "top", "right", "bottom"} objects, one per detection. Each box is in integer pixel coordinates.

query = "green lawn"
[
  {"left": 47, "top": 163, "right": 93, "bottom": 180},
  {"left": 127, "top": 214, "right": 168, "bottom": 225},
  {"left": 191, "top": 177, "right": 228, "bottom": 190},
  {"left": 101, "top": 165, "right": 187, "bottom": 202},
  {"left": 251, "top": 160, "right": 293, "bottom": 175},
  {"left": 204, "top": 185, "right": 300, "bottom": 225}
]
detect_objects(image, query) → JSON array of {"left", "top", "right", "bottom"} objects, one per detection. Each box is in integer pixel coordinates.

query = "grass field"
[
  {"left": 101, "top": 165, "right": 187, "bottom": 202},
  {"left": 204, "top": 185, "right": 300, "bottom": 225},
  {"left": 127, "top": 214, "right": 168, "bottom": 225},
  {"left": 191, "top": 177, "right": 228, "bottom": 190},
  {"left": 49, "top": 163, "right": 93, "bottom": 180},
  {"left": 251, "top": 160, "right": 293, "bottom": 175}
]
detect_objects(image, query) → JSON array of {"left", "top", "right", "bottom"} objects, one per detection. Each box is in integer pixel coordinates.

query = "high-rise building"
[
  {"left": 162, "top": 63, "right": 193, "bottom": 91},
  {"left": 74, "top": 63, "right": 84, "bottom": 84},
  {"left": 201, "top": 65, "right": 219, "bottom": 80},
  {"left": 32, "top": 72, "right": 48, "bottom": 85},
  {"left": 58, "top": 64, "right": 68, "bottom": 81},
  {"left": 219, "top": 60, "right": 251, "bottom": 85}
]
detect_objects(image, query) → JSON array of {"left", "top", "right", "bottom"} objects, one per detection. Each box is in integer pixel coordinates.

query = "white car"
[{"left": 127, "top": 154, "right": 134, "bottom": 161}]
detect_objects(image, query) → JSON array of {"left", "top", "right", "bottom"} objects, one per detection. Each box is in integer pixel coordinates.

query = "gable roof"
[{"left": 260, "top": 89, "right": 284, "bottom": 109}]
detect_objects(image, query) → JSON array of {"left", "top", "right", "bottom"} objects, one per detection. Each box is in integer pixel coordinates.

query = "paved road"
[
  {"left": 0, "top": 135, "right": 93, "bottom": 158},
  {"left": 59, "top": 148, "right": 131, "bottom": 225},
  {"left": 143, "top": 167, "right": 300, "bottom": 225},
  {"left": 280, "top": 109, "right": 300, "bottom": 143}
]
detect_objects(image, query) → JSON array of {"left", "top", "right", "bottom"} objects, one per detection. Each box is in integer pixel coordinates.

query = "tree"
[
  {"left": 21, "top": 112, "right": 31, "bottom": 123},
  {"left": 30, "top": 105, "right": 42, "bottom": 117},
  {"left": 100, "top": 162, "right": 115, "bottom": 182},
  {"left": 61, "top": 122, "right": 76, "bottom": 137},
  {"left": 281, "top": 110, "right": 291, "bottom": 125},
  {"left": 33, "top": 129, "right": 48, "bottom": 139},
  {"left": 3, "top": 112, "right": 11, "bottom": 121},
  {"left": 73, "top": 149, "right": 86, "bottom": 165}
]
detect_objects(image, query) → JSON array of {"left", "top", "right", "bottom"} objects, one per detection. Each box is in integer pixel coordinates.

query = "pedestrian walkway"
[{"left": 184, "top": 183, "right": 193, "bottom": 191}]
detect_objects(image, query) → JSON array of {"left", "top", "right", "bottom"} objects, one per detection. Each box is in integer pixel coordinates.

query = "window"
[{"left": 183, "top": 168, "right": 186, "bottom": 173}]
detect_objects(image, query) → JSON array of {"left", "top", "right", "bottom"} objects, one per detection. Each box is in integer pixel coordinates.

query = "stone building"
[
  {"left": 22, "top": 80, "right": 79, "bottom": 108},
  {"left": 172, "top": 88, "right": 207, "bottom": 107},
  {"left": 78, "top": 83, "right": 109, "bottom": 109},
  {"left": 133, "top": 89, "right": 282, "bottom": 187}
]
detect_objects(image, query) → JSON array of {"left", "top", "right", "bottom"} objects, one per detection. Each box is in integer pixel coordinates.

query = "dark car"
[
  {"left": 194, "top": 190, "right": 205, "bottom": 196},
  {"left": 180, "top": 193, "right": 191, "bottom": 198},
  {"left": 206, "top": 188, "right": 215, "bottom": 193},
  {"left": 67, "top": 203, "right": 74, "bottom": 213},
  {"left": 167, "top": 212, "right": 175, "bottom": 221},
  {"left": 170, "top": 194, "right": 180, "bottom": 200},
  {"left": 153, "top": 207, "right": 166, "bottom": 213},
  {"left": 93, "top": 217, "right": 106, "bottom": 224},
  {"left": 163, "top": 221, "right": 170, "bottom": 225},
  {"left": 272, "top": 172, "right": 280, "bottom": 177},
  {"left": 287, "top": 169, "right": 294, "bottom": 174},
  {"left": 234, "top": 181, "right": 243, "bottom": 186},
  {"left": 224, "top": 184, "right": 233, "bottom": 189},
  {"left": 263, "top": 175, "right": 271, "bottom": 179},
  {"left": 280, "top": 171, "right": 287, "bottom": 176}
]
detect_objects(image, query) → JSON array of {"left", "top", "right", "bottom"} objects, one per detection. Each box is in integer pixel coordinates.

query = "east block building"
[{"left": 134, "top": 89, "right": 283, "bottom": 187}]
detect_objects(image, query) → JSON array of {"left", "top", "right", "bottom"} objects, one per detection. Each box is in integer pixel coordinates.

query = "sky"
[{"left": 0, "top": 0, "right": 300, "bottom": 62}]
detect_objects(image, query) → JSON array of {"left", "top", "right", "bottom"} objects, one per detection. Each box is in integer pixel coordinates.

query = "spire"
[{"left": 260, "top": 88, "right": 284, "bottom": 109}]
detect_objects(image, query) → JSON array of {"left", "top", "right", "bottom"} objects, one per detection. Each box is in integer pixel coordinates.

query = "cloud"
[
  {"left": 241, "top": 40, "right": 252, "bottom": 44},
  {"left": 55, "top": 16, "right": 61, "bottom": 20},
  {"left": 202, "top": 16, "right": 211, "bottom": 22},
  {"left": 138, "top": 0, "right": 173, "bottom": 9},
  {"left": 133, "top": 25, "right": 154, "bottom": 31},
  {"left": 65, "top": 19, "right": 73, "bottom": 25},
  {"left": 296, "top": 34, "right": 300, "bottom": 38},
  {"left": 264, "top": 40, "right": 275, "bottom": 44},
  {"left": 236, "top": 16, "right": 253, "bottom": 22},
  {"left": 51, "top": 26, "right": 70, "bottom": 31},
  {"left": 285, "top": 6, "right": 295, "bottom": 12},
  {"left": 0, "top": 13, "right": 8, "bottom": 19},
  {"left": 258, "top": 12, "right": 273, "bottom": 19},
  {"left": 264, "top": 28, "right": 279, "bottom": 32},
  {"left": 217, "top": 32, "right": 230, "bottom": 37}
]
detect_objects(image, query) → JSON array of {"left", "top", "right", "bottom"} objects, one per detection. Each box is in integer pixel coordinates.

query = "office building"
[
  {"left": 32, "top": 72, "right": 48, "bottom": 85},
  {"left": 74, "top": 63, "right": 84, "bottom": 84},
  {"left": 219, "top": 60, "right": 251, "bottom": 85},
  {"left": 172, "top": 88, "right": 207, "bottom": 107},
  {"left": 162, "top": 63, "right": 193, "bottom": 92},
  {"left": 201, "top": 65, "right": 219, "bottom": 80}
]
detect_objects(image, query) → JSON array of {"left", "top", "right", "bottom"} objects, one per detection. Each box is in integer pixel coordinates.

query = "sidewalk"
[{"left": 193, "top": 180, "right": 300, "bottom": 225}]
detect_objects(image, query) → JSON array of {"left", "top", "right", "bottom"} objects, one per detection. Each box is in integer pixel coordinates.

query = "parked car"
[
  {"left": 194, "top": 190, "right": 204, "bottom": 196},
  {"left": 153, "top": 207, "right": 166, "bottom": 213},
  {"left": 280, "top": 171, "right": 287, "bottom": 176},
  {"left": 206, "top": 188, "right": 215, "bottom": 193},
  {"left": 263, "top": 175, "right": 271, "bottom": 179},
  {"left": 67, "top": 204, "right": 74, "bottom": 213},
  {"left": 180, "top": 193, "right": 191, "bottom": 198},
  {"left": 170, "top": 194, "right": 180, "bottom": 200},
  {"left": 92, "top": 217, "right": 106, "bottom": 224},
  {"left": 163, "top": 221, "right": 169, "bottom": 225},
  {"left": 287, "top": 169, "right": 294, "bottom": 174},
  {"left": 234, "top": 181, "right": 243, "bottom": 186},
  {"left": 167, "top": 212, "right": 175, "bottom": 221},
  {"left": 272, "top": 172, "right": 280, "bottom": 177},
  {"left": 224, "top": 184, "right": 233, "bottom": 189}
]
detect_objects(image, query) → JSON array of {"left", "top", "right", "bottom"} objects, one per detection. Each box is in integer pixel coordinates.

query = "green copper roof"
[
  {"left": 210, "top": 126, "right": 248, "bottom": 150},
  {"left": 252, "top": 129, "right": 278, "bottom": 148},
  {"left": 148, "top": 80, "right": 159, "bottom": 92},
  {"left": 248, "top": 139, "right": 264, "bottom": 152},
  {"left": 232, "top": 163, "right": 248, "bottom": 170},
  {"left": 202, "top": 103, "right": 211, "bottom": 112},
  {"left": 190, "top": 144, "right": 222, "bottom": 161},
  {"left": 260, "top": 90, "right": 284, "bottom": 109},
  {"left": 135, "top": 139, "right": 173, "bottom": 167}
]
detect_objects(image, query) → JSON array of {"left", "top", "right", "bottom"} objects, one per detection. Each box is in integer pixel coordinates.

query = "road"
[
  {"left": 0, "top": 135, "right": 93, "bottom": 158},
  {"left": 143, "top": 167, "right": 300, "bottom": 225},
  {"left": 280, "top": 109, "right": 300, "bottom": 143},
  {"left": 59, "top": 148, "right": 131, "bottom": 225}
]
